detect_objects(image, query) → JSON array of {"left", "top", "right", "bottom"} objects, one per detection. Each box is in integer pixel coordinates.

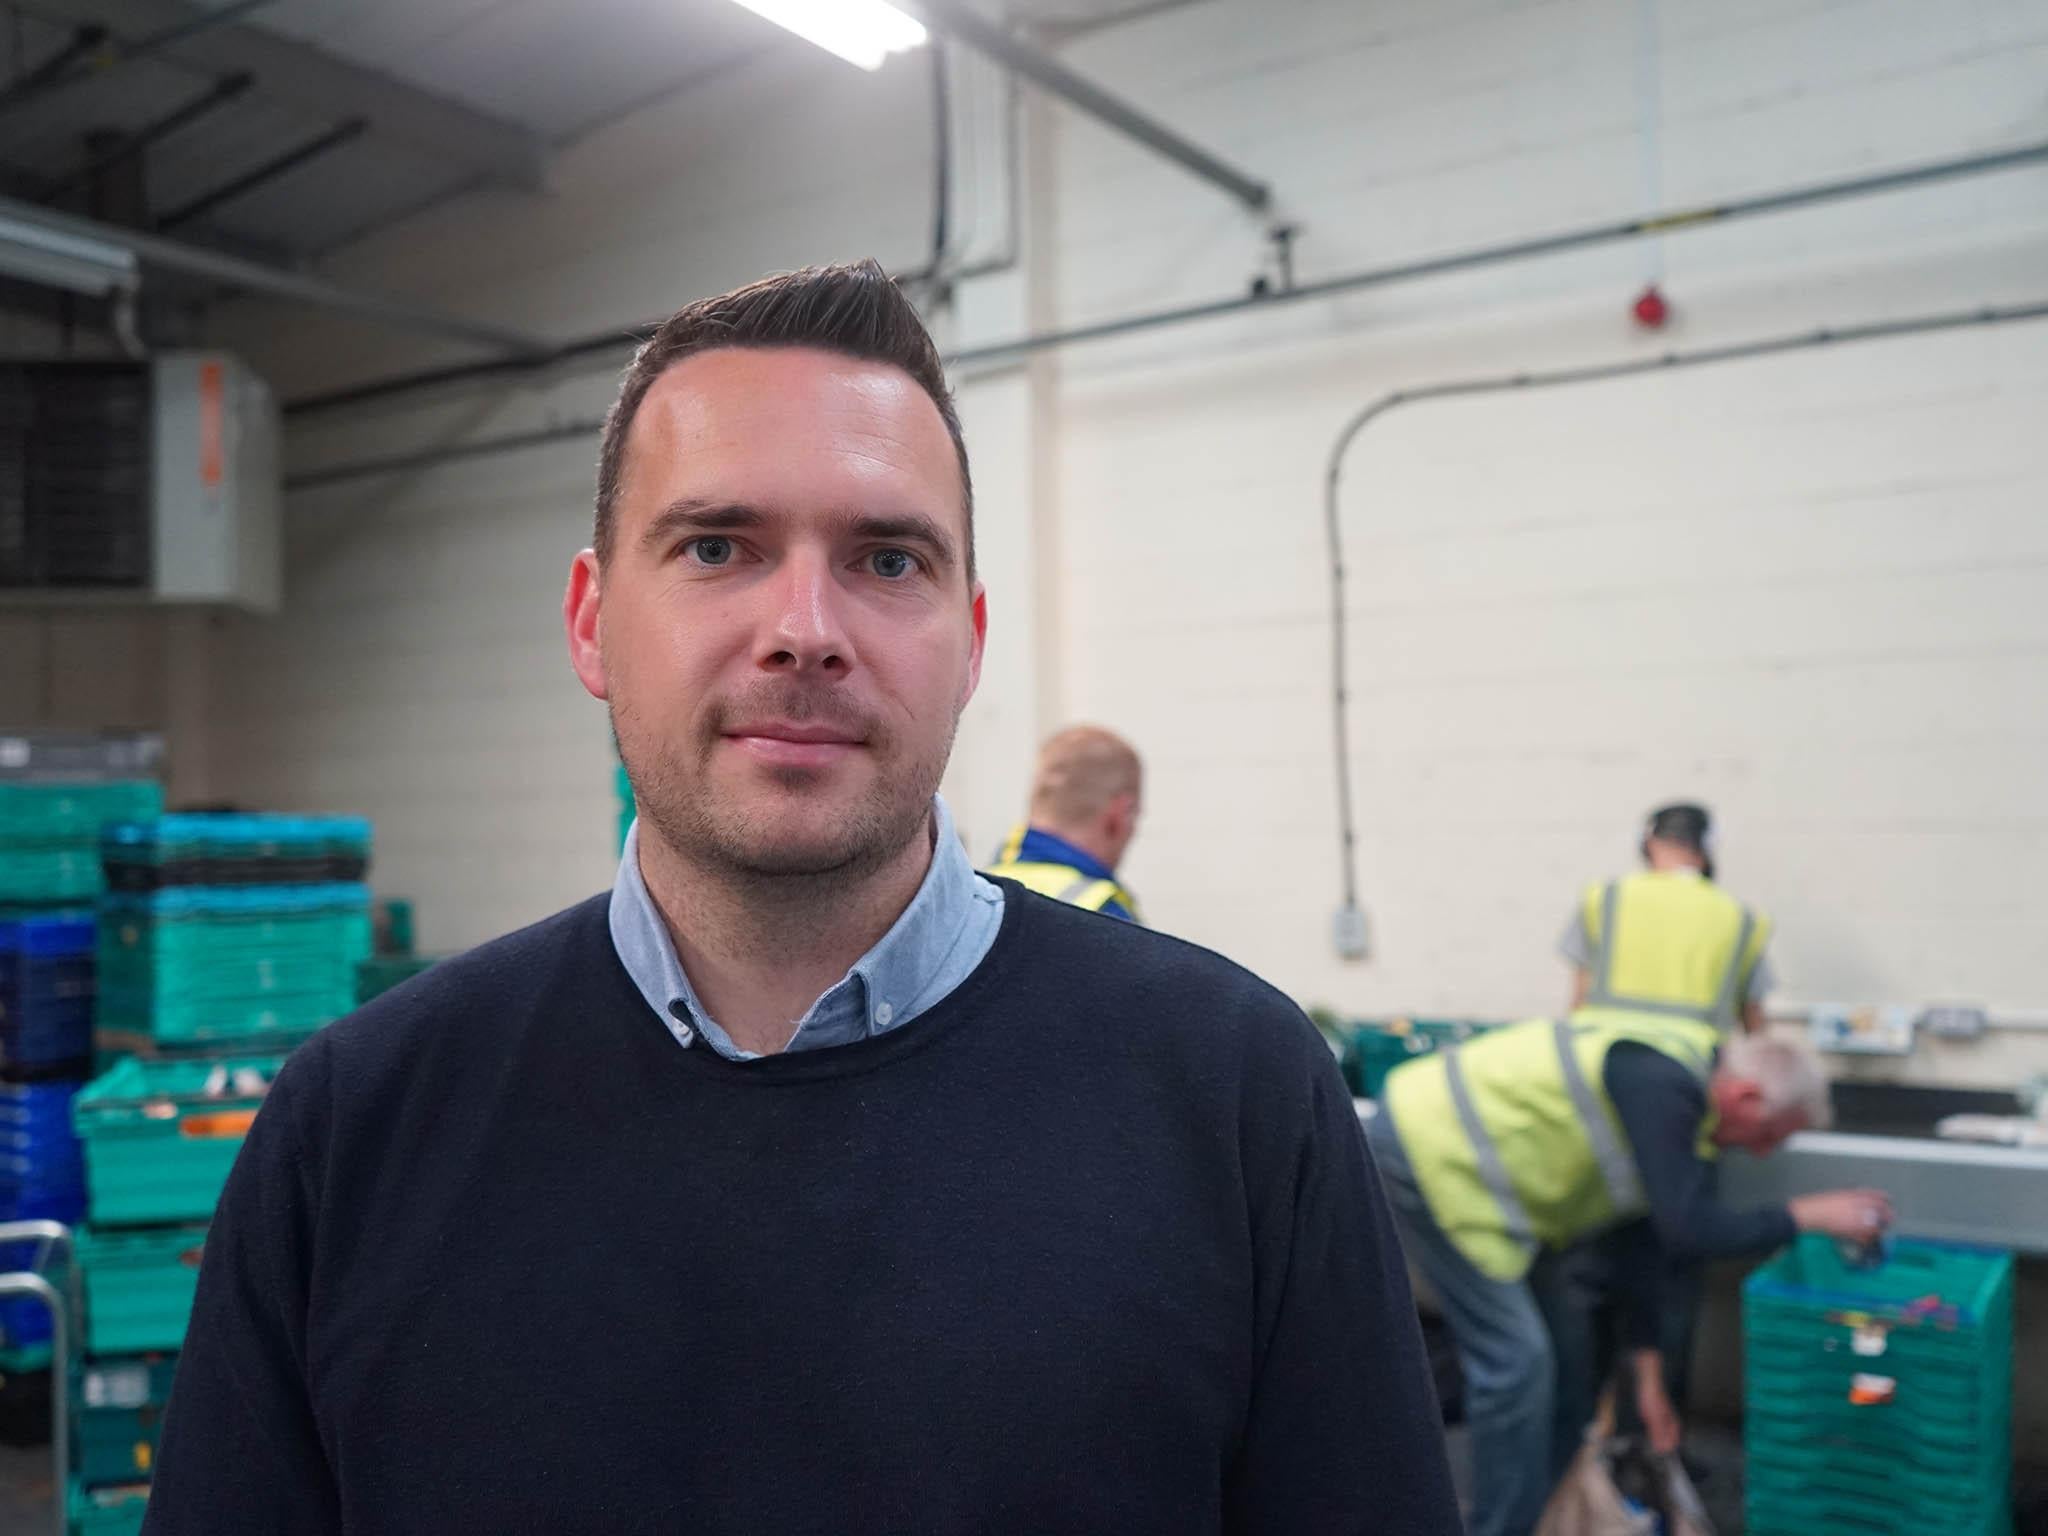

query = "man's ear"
[
  {"left": 960, "top": 583, "right": 988, "bottom": 707},
  {"left": 565, "top": 549, "right": 609, "bottom": 701}
]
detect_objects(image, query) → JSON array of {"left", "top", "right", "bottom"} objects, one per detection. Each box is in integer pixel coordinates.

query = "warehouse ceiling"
[{"left": 1, "top": 0, "right": 1176, "bottom": 267}]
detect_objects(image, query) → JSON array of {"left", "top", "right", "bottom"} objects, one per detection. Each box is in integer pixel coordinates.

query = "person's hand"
[
  {"left": 1790, "top": 1189, "right": 1895, "bottom": 1240},
  {"left": 1632, "top": 1352, "right": 1682, "bottom": 1457}
]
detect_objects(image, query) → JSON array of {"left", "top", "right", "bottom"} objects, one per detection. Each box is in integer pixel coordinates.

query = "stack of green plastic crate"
[
  {"left": 94, "top": 813, "right": 372, "bottom": 1048},
  {"left": 1744, "top": 1234, "right": 2014, "bottom": 1536},
  {"left": 95, "top": 884, "right": 371, "bottom": 1044},
  {"left": 1338, "top": 1018, "right": 1502, "bottom": 1098},
  {"left": 0, "top": 783, "right": 162, "bottom": 908},
  {"left": 68, "top": 1056, "right": 279, "bottom": 1531}
]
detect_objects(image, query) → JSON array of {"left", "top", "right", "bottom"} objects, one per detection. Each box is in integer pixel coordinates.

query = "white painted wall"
[
  {"left": 186, "top": 0, "right": 2048, "bottom": 1055},
  {"left": 1040, "top": 0, "right": 2048, "bottom": 1048}
]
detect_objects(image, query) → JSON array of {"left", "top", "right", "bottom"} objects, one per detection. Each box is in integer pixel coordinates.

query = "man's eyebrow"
[
  {"left": 639, "top": 499, "right": 764, "bottom": 552},
  {"left": 847, "top": 512, "right": 957, "bottom": 568}
]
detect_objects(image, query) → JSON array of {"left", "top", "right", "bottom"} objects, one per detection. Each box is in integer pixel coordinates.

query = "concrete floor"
[{"left": 0, "top": 1440, "right": 56, "bottom": 1534}]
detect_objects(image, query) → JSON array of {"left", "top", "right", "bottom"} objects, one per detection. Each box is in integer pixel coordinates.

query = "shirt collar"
[{"left": 608, "top": 795, "right": 997, "bottom": 1060}]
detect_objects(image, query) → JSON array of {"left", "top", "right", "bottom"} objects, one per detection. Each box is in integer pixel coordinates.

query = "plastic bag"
[{"left": 1535, "top": 1398, "right": 1715, "bottom": 1536}]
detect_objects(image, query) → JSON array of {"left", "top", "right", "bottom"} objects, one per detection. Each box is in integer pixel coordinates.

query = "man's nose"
[{"left": 758, "top": 550, "right": 853, "bottom": 678}]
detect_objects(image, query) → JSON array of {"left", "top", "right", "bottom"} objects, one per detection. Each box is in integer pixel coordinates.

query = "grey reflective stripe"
[
  {"left": 1441, "top": 1046, "right": 1536, "bottom": 1249},
  {"left": 1589, "top": 880, "right": 1621, "bottom": 1003},
  {"left": 1708, "top": 908, "right": 1758, "bottom": 1029},
  {"left": 1057, "top": 875, "right": 1102, "bottom": 905},
  {"left": 1552, "top": 1020, "right": 1644, "bottom": 1214}
]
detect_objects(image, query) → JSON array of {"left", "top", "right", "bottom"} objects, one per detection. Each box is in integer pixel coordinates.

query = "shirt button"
[{"left": 874, "top": 1002, "right": 895, "bottom": 1028}]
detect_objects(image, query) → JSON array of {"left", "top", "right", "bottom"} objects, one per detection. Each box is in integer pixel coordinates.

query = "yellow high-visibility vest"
[
  {"left": 985, "top": 827, "right": 1141, "bottom": 922},
  {"left": 1575, "top": 870, "right": 1771, "bottom": 1033},
  {"left": 1383, "top": 1015, "right": 1720, "bottom": 1281}
]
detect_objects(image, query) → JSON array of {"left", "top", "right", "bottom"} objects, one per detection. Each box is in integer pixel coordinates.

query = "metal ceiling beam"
[
  {"left": 0, "top": 192, "right": 548, "bottom": 354},
  {"left": 156, "top": 115, "right": 368, "bottom": 230},
  {"left": 18, "top": 0, "right": 547, "bottom": 191},
  {"left": 899, "top": 0, "right": 1270, "bottom": 213},
  {"left": 44, "top": 71, "right": 255, "bottom": 199},
  {"left": 0, "top": 0, "right": 271, "bottom": 118},
  {"left": 1, "top": 22, "right": 110, "bottom": 99}
]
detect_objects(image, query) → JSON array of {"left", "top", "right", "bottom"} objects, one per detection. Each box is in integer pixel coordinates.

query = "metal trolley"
[{"left": 0, "top": 1219, "right": 82, "bottom": 1536}]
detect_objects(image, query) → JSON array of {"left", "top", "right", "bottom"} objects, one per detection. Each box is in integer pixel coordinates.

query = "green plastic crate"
[
  {"left": 75, "top": 1354, "right": 175, "bottom": 1488},
  {"left": 0, "top": 846, "right": 105, "bottom": 904},
  {"left": 616, "top": 761, "right": 634, "bottom": 851},
  {"left": 0, "top": 782, "right": 161, "bottom": 843},
  {"left": 95, "top": 892, "right": 369, "bottom": 1043},
  {"left": 69, "top": 1481, "right": 148, "bottom": 1536},
  {"left": 76, "top": 1225, "right": 206, "bottom": 1355},
  {"left": 75, "top": 1057, "right": 280, "bottom": 1226},
  {"left": 1340, "top": 1018, "right": 1500, "bottom": 1098},
  {"left": 356, "top": 953, "right": 437, "bottom": 1005},
  {"left": 1744, "top": 1235, "right": 2013, "bottom": 1536}
]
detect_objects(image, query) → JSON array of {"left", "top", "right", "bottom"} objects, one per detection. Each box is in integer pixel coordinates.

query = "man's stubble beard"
[{"left": 613, "top": 690, "right": 958, "bottom": 893}]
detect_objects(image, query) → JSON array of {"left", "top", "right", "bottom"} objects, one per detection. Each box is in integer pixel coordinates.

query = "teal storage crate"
[
  {"left": 1744, "top": 1235, "right": 2013, "bottom": 1536},
  {"left": 76, "top": 1225, "right": 206, "bottom": 1355},
  {"left": 75, "top": 1354, "right": 175, "bottom": 1488},
  {"left": 74, "top": 1057, "right": 279, "bottom": 1226},
  {"left": 96, "top": 884, "right": 370, "bottom": 1043},
  {"left": 1341, "top": 1018, "right": 1501, "bottom": 1098},
  {"left": 355, "top": 953, "right": 436, "bottom": 1006},
  {"left": 0, "top": 782, "right": 162, "bottom": 843},
  {"left": 0, "top": 847, "right": 105, "bottom": 905},
  {"left": 69, "top": 1481, "right": 148, "bottom": 1536},
  {"left": 615, "top": 761, "right": 634, "bottom": 851}
]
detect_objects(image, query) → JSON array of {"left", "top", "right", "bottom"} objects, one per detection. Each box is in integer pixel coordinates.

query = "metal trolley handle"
[{"left": 0, "top": 1219, "right": 80, "bottom": 1536}]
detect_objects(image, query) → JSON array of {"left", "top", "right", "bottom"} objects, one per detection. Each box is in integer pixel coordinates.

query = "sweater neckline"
[{"left": 592, "top": 877, "right": 1029, "bottom": 1086}]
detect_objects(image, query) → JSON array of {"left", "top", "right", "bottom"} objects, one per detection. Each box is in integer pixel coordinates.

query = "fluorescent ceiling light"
[
  {"left": 0, "top": 213, "right": 139, "bottom": 297},
  {"left": 727, "top": 0, "right": 928, "bottom": 71}
]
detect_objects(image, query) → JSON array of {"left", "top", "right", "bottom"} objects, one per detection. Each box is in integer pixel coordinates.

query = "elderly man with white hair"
[{"left": 1365, "top": 1018, "right": 1894, "bottom": 1536}]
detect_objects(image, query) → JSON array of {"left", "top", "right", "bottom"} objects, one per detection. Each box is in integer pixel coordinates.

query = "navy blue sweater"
[{"left": 144, "top": 886, "right": 1458, "bottom": 1534}]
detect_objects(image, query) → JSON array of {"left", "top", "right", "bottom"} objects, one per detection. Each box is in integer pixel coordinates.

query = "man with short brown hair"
[{"left": 147, "top": 261, "right": 1458, "bottom": 1534}]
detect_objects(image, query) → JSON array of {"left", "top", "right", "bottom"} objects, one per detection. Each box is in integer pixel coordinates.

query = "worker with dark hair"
[
  {"left": 1551, "top": 801, "right": 1781, "bottom": 1473},
  {"left": 1562, "top": 801, "right": 1774, "bottom": 1037}
]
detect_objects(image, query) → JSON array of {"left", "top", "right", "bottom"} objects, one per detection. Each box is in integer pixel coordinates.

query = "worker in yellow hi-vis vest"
[
  {"left": 1365, "top": 1024, "right": 1888, "bottom": 1536},
  {"left": 985, "top": 726, "right": 1142, "bottom": 922},
  {"left": 1562, "top": 802, "right": 1774, "bottom": 1036}
]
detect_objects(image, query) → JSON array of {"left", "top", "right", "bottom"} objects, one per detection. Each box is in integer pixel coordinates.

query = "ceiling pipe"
[
  {"left": 285, "top": 135, "right": 2048, "bottom": 421},
  {"left": 0, "top": 192, "right": 549, "bottom": 356},
  {"left": 897, "top": 0, "right": 1271, "bottom": 214},
  {"left": 949, "top": 137, "right": 2048, "bottom": 368},
  {"left": 1318, "top": 297, "right": 2048, "bottom": 946}
]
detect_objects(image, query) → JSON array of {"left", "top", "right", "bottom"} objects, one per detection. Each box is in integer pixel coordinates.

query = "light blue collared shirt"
[{"left": 609, "top": 796, "right": 1005, "bottom": 1061}]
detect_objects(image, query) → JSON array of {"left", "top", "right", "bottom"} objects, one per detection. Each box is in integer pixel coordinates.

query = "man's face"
[
  {"left": 1710, "top": 1077, "right": 1809, "bottom": 1156},
  {"left": 567, "top": 346, "right": 985, "bottom": 881}
]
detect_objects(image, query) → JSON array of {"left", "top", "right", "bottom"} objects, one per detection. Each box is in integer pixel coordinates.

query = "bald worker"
[{"left": 986, "top": 727, "right": 1143, "bottom": 922}]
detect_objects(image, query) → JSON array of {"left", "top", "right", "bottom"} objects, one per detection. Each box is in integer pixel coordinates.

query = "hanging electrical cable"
[{"left": 1318, "top": 296, "right": 2048, "bottom": 958}]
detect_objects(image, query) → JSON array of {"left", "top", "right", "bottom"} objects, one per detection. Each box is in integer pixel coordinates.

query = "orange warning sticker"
[
  {"left": 179, "top": 1110, "right": 257, "bottom": 1139},
  {"left": 1849, "top": 1373, "right": 1897, "bottom": 1406},
  {"left": 199, "top": 360, "right": 225, "bottom": 487}
]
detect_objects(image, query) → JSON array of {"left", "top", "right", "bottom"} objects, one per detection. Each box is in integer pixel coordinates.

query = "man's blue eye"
[
  {"left": 871, "top": 549, "right": 916, "bottom": 579},
  {"left": 687, "top": 537, "right": 734, "bottom": 566}
]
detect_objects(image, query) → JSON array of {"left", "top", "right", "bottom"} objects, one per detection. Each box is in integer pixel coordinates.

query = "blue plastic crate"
[{"left": 0, "top": 915, "right": 98, "bottom": 1073}]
